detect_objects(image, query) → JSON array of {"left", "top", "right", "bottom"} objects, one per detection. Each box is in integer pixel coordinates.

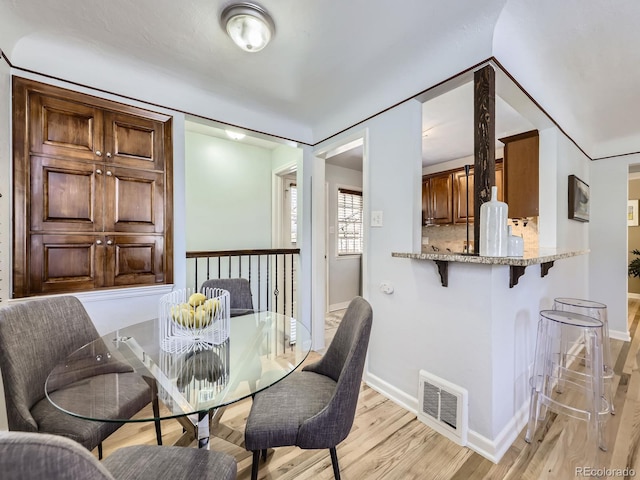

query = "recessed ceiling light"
[
  {"left": 221, "top": 3, "right": 275, "bottom": 53},
  {"left": 225, "top": 130, "right": 246, "bottom": 140}
]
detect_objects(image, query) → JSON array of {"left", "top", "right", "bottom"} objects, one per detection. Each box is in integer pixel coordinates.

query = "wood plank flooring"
[{"left": 99, "top": 300, "right": 640, "bottom": 479}]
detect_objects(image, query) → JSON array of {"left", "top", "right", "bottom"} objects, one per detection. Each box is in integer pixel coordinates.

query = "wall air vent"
[{"left": 418, "top": 370, "right": 468, "bottom": 446}]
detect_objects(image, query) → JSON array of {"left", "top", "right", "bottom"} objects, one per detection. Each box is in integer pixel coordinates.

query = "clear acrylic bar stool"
[
  {"left": 553, "top": 297, "right": 614, "bottom": 414},
  {"left": 525, "top": 310, "right": 610, "bottom": 452}
]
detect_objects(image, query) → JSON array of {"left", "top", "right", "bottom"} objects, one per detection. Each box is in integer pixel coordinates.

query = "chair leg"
[
  {"left": 261, "top": 449, "right": 267, "bottom": 461},
  {"left": 251, "top": 450, "right": 260, "bottom": 480},
  {"left": 152, "top": 397, "right": 162, "bottom": 445},
  {"left": 98, "top": 442, "right": 103, "bottom": 460},
  {"left": 329, "top": 446, "right": 341, "bottom": 480}
]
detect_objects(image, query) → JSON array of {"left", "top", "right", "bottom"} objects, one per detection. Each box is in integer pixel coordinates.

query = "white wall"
[
  {"left": 590, "top": 155, "right": 640, "bottom": 339},
  {"left": 326, "top": 164, "right": 363, "bottom": 309},
  {"left": 185, "top": 131, "right": 273, "bottom": 251},
  {"left": 0, "top": 51, "right": 10, "bottom": 430},
  {"left": 312, "top": 97, "right": 597, "bottom": 460}
]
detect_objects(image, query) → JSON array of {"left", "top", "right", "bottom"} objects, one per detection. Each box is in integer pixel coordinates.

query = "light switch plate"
[{"left": 371, "top": 210, "right": 383, "bottom": 227}]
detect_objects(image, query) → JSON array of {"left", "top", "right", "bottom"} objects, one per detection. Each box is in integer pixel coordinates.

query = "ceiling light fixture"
[
  {"left": 221, "top": 3, "right": 275, "bottom": 53},
  {"left": 225, "top": 129, "right": 246, "bottom": 140}
]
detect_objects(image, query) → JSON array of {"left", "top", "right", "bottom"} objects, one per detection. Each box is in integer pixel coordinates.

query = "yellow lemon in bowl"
[
  {"left": 188, "top": 293, "right": 207, "bottom": 308},
  {"left": 204, "top": 298, "right": 220, "bottom": 317},
  {"left": 194, "top": 305, "right": 212, "bottom": 329},
  {"left": 171, "top": 303, "right": 195, "bottom": 328}
]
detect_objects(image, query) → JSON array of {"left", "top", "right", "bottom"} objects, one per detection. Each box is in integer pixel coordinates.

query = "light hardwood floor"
[{"left": 100, "top": 300, "right": 640, "bottom": 479}]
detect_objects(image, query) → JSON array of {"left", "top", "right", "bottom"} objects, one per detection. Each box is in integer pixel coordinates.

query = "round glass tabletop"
[{"left": 45, "top": 310, "right": 311, "bottom": 423}]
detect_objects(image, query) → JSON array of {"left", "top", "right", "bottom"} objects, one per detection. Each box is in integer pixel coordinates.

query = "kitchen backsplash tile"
[{"left": 422, "top": 218, "right": 539, "bottom": 254}]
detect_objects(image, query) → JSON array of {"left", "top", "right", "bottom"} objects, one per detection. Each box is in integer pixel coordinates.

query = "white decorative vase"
[
  {"left": 479, "top": 186, "right": 508, "bottom": 256},
  {"left": 507, "top": 226, "right": 524, "bottom": 257}
]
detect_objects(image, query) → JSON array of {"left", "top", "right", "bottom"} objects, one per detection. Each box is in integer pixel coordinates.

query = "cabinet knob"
[
  {"left": 106, "top": 240, "right": 113, "bottom": 246},
  {"left": 96, "top": 150, "right": 102, "bottom": 157},
  {"left": 106, "top": 152, "right": 112, "bottom": 158},
  {"left": 96, "top": 240, "right": 103, "bottom": 245},
  {"left": 96, "top": 169, "right": 102, "bottom": 175},
  {"left": 106, "top": 171, "right": 113, "bottom": 176}
]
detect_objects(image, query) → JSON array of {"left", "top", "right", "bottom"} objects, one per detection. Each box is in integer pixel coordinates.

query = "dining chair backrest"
[
  {"left": 0, "top": 429, "right": 114, "bottom": 480},
  {"left": 201, "top": 278, "right": 254, "bottom": 310},
  {"left": 0, "top": 431, "right": 239, "bottom": 480},
  {"left": 0, "top": 296, "right": 99, "bottom": 432},
  {"left": 297, "top": 295, "right": 373, "bottom": 448}
]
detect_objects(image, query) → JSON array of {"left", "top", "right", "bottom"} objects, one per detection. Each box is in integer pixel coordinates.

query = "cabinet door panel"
[
  {"left": 30, "top": 156, "right": 103, "bottom": 232},
  {"left": 104, "top": 235, "right": 164, "bottom": 286},
  {"left": 29, "top": 94, "right": 102, "bottom": 162},
  {"left": 453, "top": 170, "right": 474, "bottom": 224},
  {"left": 30, "top": 234, "right": 104, "bottom": 294},
  {"left": 104, "top": 112, "right": 165, "bottom": 170},
  {"left": 430, "top": 174, "right": 453, "bottom": 224},
  {"left": 453, "top": 163, "right": 503, "bottom": 224},
  {"left": 422, "top": 179, "right": 430, "bottom": 225},
  {"left": 501, "top": 131, "right": 539, "bottom": 218},
  {"left": 104, "top": 167, "right": 164, "bottom": 233}
]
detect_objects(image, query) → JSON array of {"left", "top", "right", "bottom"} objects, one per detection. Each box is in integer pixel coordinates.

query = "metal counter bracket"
[{"left": 434, "top": 261, "right": 448, "bottom": 287}]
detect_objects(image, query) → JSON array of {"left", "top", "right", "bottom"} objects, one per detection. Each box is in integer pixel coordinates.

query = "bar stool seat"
[
  {"left": 525, "top": 310, "right": 610, "bottom": 452},
  {"left": 553, "top": 297, "right": 614, "bottom": 414}
]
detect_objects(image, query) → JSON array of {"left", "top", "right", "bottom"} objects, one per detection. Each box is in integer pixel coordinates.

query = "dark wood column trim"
[{"left": 473, "top": 65, "right": 496, "bottom": 254}]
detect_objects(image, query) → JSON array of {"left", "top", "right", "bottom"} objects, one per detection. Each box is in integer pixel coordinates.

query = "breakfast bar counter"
[{"left": 392, "top": 249, "right": 589, "bottom": 287}]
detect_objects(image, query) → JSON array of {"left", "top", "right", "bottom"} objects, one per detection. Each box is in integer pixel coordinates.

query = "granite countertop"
[{"left": 391, "top": 249, "right": 589, "bottom": 266}]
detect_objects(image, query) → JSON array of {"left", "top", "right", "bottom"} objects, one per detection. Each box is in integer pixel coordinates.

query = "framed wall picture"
[
  {"left": 568, "top": 175, "right": 590, "bottom": 222},
  {"left": 629, "top": 200, "right": 639, "bottom": 226}
]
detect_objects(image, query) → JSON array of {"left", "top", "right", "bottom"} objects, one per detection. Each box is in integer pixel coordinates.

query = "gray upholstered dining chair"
[
  {"left": 0, "top": 296, "right": 161, "bottom": 459},
  {"left": 244, "top": 296, "right": 373, "bottom": 480},
  {"left": 0, "top": 431, "right": 237, "bottom": 480},
  {"left": 201, "top": 278, "right": 254, "bottom": 311}
]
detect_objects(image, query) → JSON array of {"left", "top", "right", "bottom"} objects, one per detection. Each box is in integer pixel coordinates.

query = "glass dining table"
[{"left": 45, "top": 310, "right": 311, "bottom": 449}]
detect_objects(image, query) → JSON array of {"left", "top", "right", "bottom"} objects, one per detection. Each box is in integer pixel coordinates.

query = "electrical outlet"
[{"left": 422, "top": 237, "right": 429, "bottom": 245}]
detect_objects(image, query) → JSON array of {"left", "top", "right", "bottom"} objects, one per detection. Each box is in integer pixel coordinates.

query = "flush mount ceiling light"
[
  {"left": 221, "top": 3, "right": 275, "bottom": 53},
  {"left": 225, "top": 129, "right": 246, "bottom": 140}
]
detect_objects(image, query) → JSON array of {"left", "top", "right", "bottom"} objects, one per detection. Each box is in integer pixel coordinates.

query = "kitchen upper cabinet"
[
  {"left": 423, "top": 172, "right": 453, "bottom": 225},
  {"left": 453, "top": 162, "right": 503, "bottom": 224},
  {"left": 13, "top": 77, "right": 173, "bottom": 298},
  {"left": 500, "top": 130, "right": 539, "bottom": 218}
]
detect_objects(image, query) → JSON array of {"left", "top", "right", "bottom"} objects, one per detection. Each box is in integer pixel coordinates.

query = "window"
[
  {"left": 289, "top": 183, "right": 297, "bottom": 244},
  {"left": 337, "top": 188, "right": 363, "bottom": 255}
]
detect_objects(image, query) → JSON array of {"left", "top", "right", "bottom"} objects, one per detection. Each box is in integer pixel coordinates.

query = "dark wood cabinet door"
[
  {"left": 104, "top": 235, "right": 164, "bottom": 287},
  {"left": 453, "top": 162, "right": 503, "bottom": 224},
  {"left": 14, "top": 77, "right": 173, "bottom": 298},
  {"left": 430, "top": 173, "right": 453, "bottom": 225},
  {"left": 495, "top": 162, "right": 504, "bottom": 203},
  {"left": 501, "top": 131, "right": 539, "bottom": 218},
  {"left": 103, "top": 167, "right": 164, "bottom": 233},
  {"left": 453, "top": 169, "right": 474, "bottom": 224},
  {"left": 103, "top": 111, "right": 165, "bottom": 171},
  {"left": 29, "top": 93, "right": 103, "bottom": 162},
  {"left": 422, "top": 179, "right": 431, "bottom": 225},
  {"left": 29, "top": 234, "right": 105, "bottom": 294},
  {"left": 30, "top": 156, "right": 103, "bottom": 232}
]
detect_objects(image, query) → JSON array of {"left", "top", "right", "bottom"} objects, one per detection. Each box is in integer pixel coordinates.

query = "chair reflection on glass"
[
  {"left": 0, "top": 296, "right": 161, "bottom": 459},
  {"left": 244, "top": 296, "right": 373, "bottom": 480}
]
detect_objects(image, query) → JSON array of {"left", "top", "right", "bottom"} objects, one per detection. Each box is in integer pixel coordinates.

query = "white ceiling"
[{"left": 1, "top": 0, "right": 639, "bottom": 161}]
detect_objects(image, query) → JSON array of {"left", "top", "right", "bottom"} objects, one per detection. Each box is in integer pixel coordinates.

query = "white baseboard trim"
[
  {"left": 364, "top": 370, "right": 530, "bottom": 464},
  {"left": 610, "top": 329, "right": 632, "bottom": 342},
  {"left": 329, "top": 301, "right": 351, "bottom": 312},
  {"left": 628, "top": 293, "right": 640, "bottom": 299},
  {"left": 364, "top": 371, "right": 418, "bottom": 415},
  {"left": 466, "top": 401, "right": 530, "bottom": 463}
]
